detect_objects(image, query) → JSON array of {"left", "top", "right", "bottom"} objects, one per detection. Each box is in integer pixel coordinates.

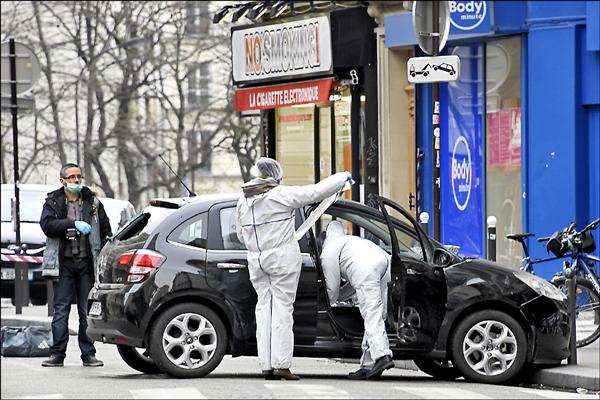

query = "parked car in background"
[
  {"left": 1, "top": 183, "right": 136, "bottom": 305},
  {"left": 87, "top": 193, "right": 570, "bottom": 385}
]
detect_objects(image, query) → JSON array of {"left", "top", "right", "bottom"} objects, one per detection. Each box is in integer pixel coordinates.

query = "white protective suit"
[
  {"left": 236, "top": 167, "right": 349, "bottom": 371},
  {"left": 320, "top": 221, "right": 393, "bottom": 367}
]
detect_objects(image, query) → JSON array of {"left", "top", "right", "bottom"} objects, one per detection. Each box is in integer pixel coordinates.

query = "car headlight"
[{"left": 513, "top": 271, "right": 567, "bottom": 302}]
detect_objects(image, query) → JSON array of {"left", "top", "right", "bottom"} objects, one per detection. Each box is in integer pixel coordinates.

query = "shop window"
[
  {"left": 485, "top": 37, "right": 522, "bottom": 266},
  {"left": 319, "top": 106, "right": 332, "bottom": 179},
  {"left": 334, "top": 87, "right": 352, "bottom": 199},
  {"left": 276, "top": 106, "right": 315, "bottom": 185}
]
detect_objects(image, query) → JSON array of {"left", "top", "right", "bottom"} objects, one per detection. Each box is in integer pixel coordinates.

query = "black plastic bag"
[{"left": 1, "top": 326, "right": 53, "bottom": 357}]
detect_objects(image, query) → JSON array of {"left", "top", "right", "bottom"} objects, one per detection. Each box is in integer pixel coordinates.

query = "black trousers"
[{"left": 49, "top": 258, "right": 95, "bottom": 359}]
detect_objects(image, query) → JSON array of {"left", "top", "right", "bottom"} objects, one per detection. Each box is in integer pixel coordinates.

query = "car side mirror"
[{"left": 433, "top": 247, "right": 454, "bottom": 267}]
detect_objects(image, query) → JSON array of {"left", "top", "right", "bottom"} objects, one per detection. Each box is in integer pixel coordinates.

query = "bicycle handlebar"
[
  {"left": 537, "top": 236, "right": 550, "bottom": 242},
  {"left": 583, "top": 218, "right": 600, "bottom": 233}
]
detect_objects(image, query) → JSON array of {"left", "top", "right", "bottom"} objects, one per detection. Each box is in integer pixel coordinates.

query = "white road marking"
[
  {"left": 520, "top": 388, "right": 598, "bottom": 399},
  {"left": 17, "top": 395, "right": 64, "bottom": 399},
  {"left": 130, "top": 387, "right": 206, "bottom": 399},
  {"left": 265, "top": 383, "right": 350, "bottom": 399},
  {"left": 394, "top": 386, "right": 492, "bottom": 399}
]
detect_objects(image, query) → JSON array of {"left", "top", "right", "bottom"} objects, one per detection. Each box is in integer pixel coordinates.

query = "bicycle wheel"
[{"left": 553, "top": 277, "right": 600, "bottom": 347}]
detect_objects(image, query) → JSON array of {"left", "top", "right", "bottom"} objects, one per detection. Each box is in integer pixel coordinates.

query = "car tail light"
[{"left": 118, "top": 249, "right": 165, "bottom": 283}]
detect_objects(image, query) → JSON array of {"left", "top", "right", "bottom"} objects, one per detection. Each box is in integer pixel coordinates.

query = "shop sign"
[
  {"left": 235, "top": 78, "right": 333, "bottom": 112},
  {"left": 449, "top": 1, "right": 491, "bottom": 34},
  {"left": 231, "top": 16, "right": 332, "bottom": 84}
]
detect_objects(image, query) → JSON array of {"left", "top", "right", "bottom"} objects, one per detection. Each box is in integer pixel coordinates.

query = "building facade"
[{"left": 382, "top": 1, "right": 599, "bottom": 277}]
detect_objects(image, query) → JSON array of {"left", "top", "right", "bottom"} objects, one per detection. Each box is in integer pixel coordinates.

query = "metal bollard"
[
  {"left": 420, "top": 212, "right": 430, "bottom": 236},
  {"left": 565, "top": 262, "right": 577, "bottom": 364},
  {"left": 14, "top": 261, "right": 29, "bottom": 314},
  {"left": 487, "top": 216, "right": 497, "bottom": 262}
]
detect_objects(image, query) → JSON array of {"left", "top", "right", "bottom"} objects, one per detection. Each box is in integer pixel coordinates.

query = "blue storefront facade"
[{"left": 384, "top": 1, "right": 599, "bottom": 279}]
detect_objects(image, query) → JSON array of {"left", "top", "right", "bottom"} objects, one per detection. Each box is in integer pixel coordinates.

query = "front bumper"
[{"left": 521, "top": 295, "right": 571, "bottom": 364}]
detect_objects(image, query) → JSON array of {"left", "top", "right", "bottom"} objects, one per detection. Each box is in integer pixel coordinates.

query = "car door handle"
[{"left": 217, "top": 263, "right": 247, "bottom": 269}]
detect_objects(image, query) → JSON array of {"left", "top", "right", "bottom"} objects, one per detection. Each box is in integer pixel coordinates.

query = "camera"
[
  {"left": 66, "top": 228, "right": 81, "bottom": 256},
  {"left": 66, "top": 228, "right": 80, "bottom": 240}
]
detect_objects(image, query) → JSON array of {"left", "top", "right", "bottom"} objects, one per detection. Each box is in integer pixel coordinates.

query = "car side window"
[
  {"left": 168, "top": 212, "right": 208, "bottom": 249},
  {"left": 219, "top": 207, "right": 246, "bottom": 251}
]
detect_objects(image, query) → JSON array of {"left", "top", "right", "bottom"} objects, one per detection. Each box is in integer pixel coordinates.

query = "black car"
[{"left": 87, "top": 194, "right": 571, "bottom": 384}]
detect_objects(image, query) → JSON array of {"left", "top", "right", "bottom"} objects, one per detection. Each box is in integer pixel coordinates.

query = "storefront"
[
  {"left": 232, "top": 7, "right": 379, "bottom": 206},
  {"left": 383, "top": 1, "right": 599, "bottom": 277}
]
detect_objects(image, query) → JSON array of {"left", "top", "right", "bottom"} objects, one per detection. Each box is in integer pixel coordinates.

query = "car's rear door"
[{"left": 205, "top": 202, "right": 318, "bottom": 347}]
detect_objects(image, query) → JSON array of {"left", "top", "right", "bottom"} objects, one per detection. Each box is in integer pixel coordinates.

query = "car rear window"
[
  {"left": 114, "top": 205, "right": 175, "bottom": 241},
  {"left": 1, "top": 190, "right": 47, "bottom": 223}
]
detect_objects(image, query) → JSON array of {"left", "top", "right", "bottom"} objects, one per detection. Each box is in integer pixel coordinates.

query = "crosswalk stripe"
[
  {"left": 394, "top": 386, "right": 492, "bottom": 399},
  {"left": 265, "top": 383, "right": 350, "bottom": 399},
  {"left": 130, "top": 388, "right": 206, "bottom": 399},
  {"left": 520, "top": 388, "right": 597, "bottom": 399},
  {"left": 18, "top": 395, "right": 64, "bottom": 399}
]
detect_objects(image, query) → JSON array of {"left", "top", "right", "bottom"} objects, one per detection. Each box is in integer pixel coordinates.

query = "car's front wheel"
[
  {"left": 149, "top": 303, "right": 227, "bottom": 378},
  {"left": 117, "top": 345, "right": 162, "bottom": 374},
  {"left": 450, "top": 310, "right": 527, "bottom": 384},
  {"left": 414, "top": 358, "right": 462, "bottom": 380}
]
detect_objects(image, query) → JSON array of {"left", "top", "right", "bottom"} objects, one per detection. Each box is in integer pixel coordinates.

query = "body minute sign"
[{"left": 231, "top": 16, "right": 333, "bottom": 84}]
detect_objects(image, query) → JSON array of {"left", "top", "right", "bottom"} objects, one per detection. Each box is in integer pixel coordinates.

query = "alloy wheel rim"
[
  {"left": 162, "top": 312, "right": 217, "bottom": 369},
  {"left": 462, "top": 320, "right": 517, "bottom": 376}
]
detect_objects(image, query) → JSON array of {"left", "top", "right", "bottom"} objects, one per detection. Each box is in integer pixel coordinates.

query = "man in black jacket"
[{"left": 39, "top": 163, "right": 112, "bottom": 367}]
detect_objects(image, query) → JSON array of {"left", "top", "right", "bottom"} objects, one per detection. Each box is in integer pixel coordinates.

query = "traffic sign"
[
  {"left": 412, "top": 1, "right": 450, "bottom": 55},
  {"left": 407, "top": 55, "right": 460, "bottom": 84},
  {"left": 0, "top": 41, "right": 41, "bottom": 96}
]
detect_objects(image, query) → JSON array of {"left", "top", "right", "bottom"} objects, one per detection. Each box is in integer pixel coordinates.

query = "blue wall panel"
[{"left": 527, "top": 26, "right": 578, "bottom": 279}]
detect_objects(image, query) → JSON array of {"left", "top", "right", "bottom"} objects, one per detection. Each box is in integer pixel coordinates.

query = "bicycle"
[{"left": 507, "top": 218, "right": 600, "bottom": 348}]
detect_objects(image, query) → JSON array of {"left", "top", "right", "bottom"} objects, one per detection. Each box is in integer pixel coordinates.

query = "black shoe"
[
  {"left": 273, "top": 368, "right": 300, "bottom": 380},
  {"left": 262, "top": 370, "right": 279, "bottom": 380},
  {"left": 348, "top": 367, "right": 370, "bottom": 380},
  {"left": 41, "top": 355, "right": 64, "bottom": 367},
  {"left": 366, "top": 355, "right": 394, "bottom": 380},
  {"left": 82, "top": 355, "right": 104, "bottom": 367}
]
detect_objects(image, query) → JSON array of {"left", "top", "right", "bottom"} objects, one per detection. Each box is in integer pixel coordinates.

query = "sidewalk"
[{"left": 1, "top": 300, "right": 598, "bottom": 392}]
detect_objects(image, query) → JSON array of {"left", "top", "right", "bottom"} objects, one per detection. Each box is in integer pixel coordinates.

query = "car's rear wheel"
[
  {"left": 413, "top": 358, "right": 462, "bottom": 380},
  {"left": 149, "top": 303, "right": 227, "bottom": 378},
  {"left": 117, "top": 345, "right": 162, "bottom": 374},
  {"left": 450, "top": 310, "right": 527, "bottom": 384}
]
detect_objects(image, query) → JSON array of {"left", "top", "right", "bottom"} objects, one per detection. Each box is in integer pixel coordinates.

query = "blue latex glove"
[
  {"left": 74, "top": 220, "right": 92, "bottom": 235},
  {"left": 344, "top": 171, "right": 353, "bottom": 181}
]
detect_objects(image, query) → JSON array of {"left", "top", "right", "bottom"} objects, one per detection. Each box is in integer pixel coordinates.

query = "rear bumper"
[
  {"left": 86, "top": 285, "right": 146, "bottom": 347},
  {"left": 1, "top": 270, "right": 47, "bottom": 301}
]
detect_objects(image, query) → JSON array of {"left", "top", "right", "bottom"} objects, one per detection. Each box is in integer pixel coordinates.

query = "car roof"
[
  {"left": 99, "top": 197, "right": 134, "bottom": 208},
  {"left": 1, "top": 183, "right": 57, "bottom": 193},
  {"left": 149, "top": 192, "right": 241, "bottom": 209}
]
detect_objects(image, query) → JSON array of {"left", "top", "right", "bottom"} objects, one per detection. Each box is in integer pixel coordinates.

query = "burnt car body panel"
[{"left": 87, "top": 193, "right": 570, "bottom": 376}]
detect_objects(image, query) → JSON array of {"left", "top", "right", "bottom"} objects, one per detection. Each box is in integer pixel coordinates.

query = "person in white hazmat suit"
[
  {"left": 320, "top": 220, "right": 395, "bottom": 380},
  {"left": 236, "top": 157, "right": 352, "bottom": 380}
]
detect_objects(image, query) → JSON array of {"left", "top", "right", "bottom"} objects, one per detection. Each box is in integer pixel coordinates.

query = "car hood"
[
  {"left": 444, "top": 257, "right": 531, "bottom": 302},
  {"left": 0, "top": 221, "right": 46, "bottom": 247}
]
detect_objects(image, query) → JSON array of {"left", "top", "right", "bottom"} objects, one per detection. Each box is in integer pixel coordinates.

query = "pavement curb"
[{"left": 524, "top": 365, "right": 600, "bottom": 392}]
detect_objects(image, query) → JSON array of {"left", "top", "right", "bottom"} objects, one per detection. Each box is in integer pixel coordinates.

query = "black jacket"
[{"left": 40, "top": 186, "right": 112, "bottom": 276}]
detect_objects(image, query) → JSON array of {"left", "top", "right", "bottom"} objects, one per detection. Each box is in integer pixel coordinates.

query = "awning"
[{"left": 235, "top": 78, "right": 334, "bottom": 112}]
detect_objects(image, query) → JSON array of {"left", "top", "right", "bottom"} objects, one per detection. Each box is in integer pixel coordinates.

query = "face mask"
[{"left": 66, "top": 183, "right": 82, "bottom": 194}]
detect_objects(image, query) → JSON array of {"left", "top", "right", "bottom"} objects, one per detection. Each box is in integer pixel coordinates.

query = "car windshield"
[
  {"left": 1, "top": 189, "right": 48, "bottom": 223},
  {"left": 114, "top": 205, "right": 175, "bottom": 241}
]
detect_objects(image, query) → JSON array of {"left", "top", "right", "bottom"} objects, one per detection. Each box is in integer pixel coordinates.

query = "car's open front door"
[{"left": 378, "top": 196, "right": 447, "bottom": 352}]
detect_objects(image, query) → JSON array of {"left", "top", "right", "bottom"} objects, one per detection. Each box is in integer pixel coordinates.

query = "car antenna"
[{"left": 157, "top": 153, "right": 197, "bottom": 197}]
